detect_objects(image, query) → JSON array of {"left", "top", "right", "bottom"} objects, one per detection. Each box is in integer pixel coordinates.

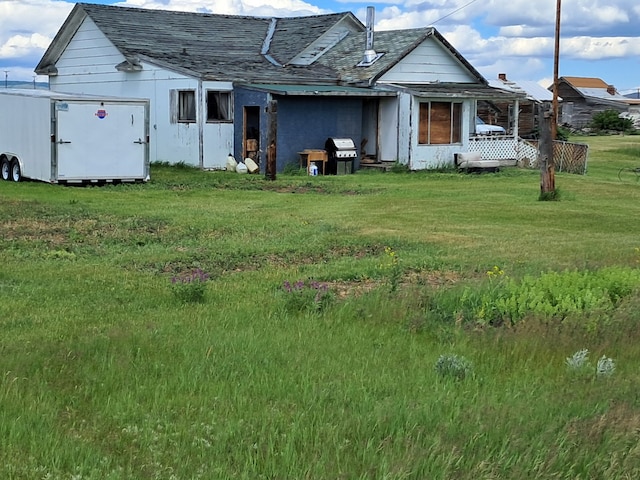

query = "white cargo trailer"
[{"left": 0, "top": 89, "right": 149, "bottom": 184}]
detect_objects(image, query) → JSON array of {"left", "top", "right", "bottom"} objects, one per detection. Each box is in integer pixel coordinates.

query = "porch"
[
  {"left": 467, "top": 136, "right": 589, "bottom": 174},
  {"left": 468, "top": 135, "right": 536, "bottom": 167}
]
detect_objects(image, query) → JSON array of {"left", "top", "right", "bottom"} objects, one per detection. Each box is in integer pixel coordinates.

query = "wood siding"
[
  {"left": 379, "top": 38, "right": 476, "bottom": 84},
  {"left": 557, "top": 82, "right": 627, "bottom": 128}
]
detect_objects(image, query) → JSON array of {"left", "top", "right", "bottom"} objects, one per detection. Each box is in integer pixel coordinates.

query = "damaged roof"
[
  {"left": 36, "top": 3, "right": 361, "bottom": 83},
  {"left": 36, "top": 2, "right": 500, "bottom": 92}
]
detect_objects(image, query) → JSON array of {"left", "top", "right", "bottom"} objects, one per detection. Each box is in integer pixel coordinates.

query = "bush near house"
[{"left": 590, "top": 109, "right": 635, "bottom": 133}]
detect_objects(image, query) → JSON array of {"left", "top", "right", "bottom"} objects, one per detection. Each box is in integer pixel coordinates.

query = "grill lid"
[
  {"left": 328, "top": 138, "right": 356, "bottom": 150},
  {"left": 326, "top": 137, "right": 357, "bottom": 158}
]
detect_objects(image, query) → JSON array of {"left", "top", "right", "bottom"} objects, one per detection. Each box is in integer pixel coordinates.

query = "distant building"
[
  {"left": 484, "top": 73, "right": 557, "bottom": 138},
  {"left": 553, "top": 77, "right": 629, "bottom": 128}
]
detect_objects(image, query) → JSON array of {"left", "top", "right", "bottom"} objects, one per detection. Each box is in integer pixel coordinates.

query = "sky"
[{"left": 1, "top": 0, "right": 639, "bottom": 96}]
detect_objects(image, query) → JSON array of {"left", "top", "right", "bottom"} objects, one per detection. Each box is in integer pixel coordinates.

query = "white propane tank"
[
  {"left": 226, "top": 154, "right": 238, "bottom": 171},
  {"left": 236, "top": 162, "right": 248, "bottom": 174},
  {"left": 309, "top": 162, "right": 318, "bottom": 176}
]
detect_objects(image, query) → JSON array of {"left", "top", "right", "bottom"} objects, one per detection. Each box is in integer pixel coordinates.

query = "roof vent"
[{"left": 357, "top": 6, "right": 384, "bottom": 67}]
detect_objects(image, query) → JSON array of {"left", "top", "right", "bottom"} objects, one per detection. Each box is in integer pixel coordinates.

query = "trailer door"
[{"left": 55, "top": 100, "right": 147, "bottom": 181}]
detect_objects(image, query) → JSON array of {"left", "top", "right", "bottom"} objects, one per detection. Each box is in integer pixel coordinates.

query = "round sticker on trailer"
[{"left": 95, "top": 109, "right": 108, "bottom": 119}]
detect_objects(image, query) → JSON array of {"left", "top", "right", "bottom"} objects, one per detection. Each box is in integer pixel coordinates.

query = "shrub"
[
  {"left": 596, "top": 355, "right": 616, "bottom": 378},
  {"left": 379, "top": 246, "right": 401, "bottom": 292},
  {"left": 170, "top": 268, "right": 210, "bottom": 303},
  {"left": 281, "top": 279, "right": 334, "bottom": 313},
  {"left": 565, "top": 349, "right": 615, "bottom": 379},
  {"left": 565, "top": 349, "right": 591, "bottom": 371},
  {"left": 590, "top": 109, "right": 634, "bottom": 133},
  {"left": 432, "top": 266, "right": 640, "bottom": 328},
  {"left": 434, "top": 354, "right": 473, "bottom": 381}
]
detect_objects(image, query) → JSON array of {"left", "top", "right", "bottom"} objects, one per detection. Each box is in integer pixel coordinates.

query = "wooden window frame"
[
  {"left": 418, "top": 101, "right": 462, "bottom": 145},
  {"left": 170, "top": 89, "right": 196, "bottom": 124}
]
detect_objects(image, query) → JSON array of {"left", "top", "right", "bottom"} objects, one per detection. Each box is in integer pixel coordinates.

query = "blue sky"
[{"left": 2, "top": 0, "right": 639, "bottom": 95}]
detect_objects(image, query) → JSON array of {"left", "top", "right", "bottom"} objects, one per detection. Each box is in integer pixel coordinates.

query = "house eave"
[
  {"left": 237, "top": 83, "right": 396, "bottom": 97},
  {"left": 35, "top": 4, "right": 88, "bottom": 75},
  {"left": 382, "top": 83, "right": 525, "bottom": 100}
]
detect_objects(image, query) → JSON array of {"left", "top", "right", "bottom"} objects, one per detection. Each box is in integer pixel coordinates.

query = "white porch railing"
[
  {"left": 467, "top": 136, "right": 588, "bottom": 174},
  {"left": 468, "top": 135, "right": 538, "bottom": 167}
]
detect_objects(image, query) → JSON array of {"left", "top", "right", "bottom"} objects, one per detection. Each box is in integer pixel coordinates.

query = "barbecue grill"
[{"left": 325, "top": 137, "right": 357, "bottom": 175}]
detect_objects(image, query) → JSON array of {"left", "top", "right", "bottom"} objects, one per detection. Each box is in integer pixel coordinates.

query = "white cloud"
[
  {"left": 1, "top": 0, "right": 639, "bottom": 87},
  {"left": 562, "top": 36, "right": 640, "bottom": 59},
  {"left": 0, "top": 0, "right": 73, "bottom": 67},
  {"left": 0, "top": 32, "right": 50, "bottom": 59},
  {"left": 119, "top": 0, "right": 326, "bottom": 16}
]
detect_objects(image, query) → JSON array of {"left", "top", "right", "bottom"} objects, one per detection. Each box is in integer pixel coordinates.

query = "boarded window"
[
  {"left": 418, "top": 101, "right": 462, "bottom": 145},
  {"left": 170, "top": 90, "right": 196, "bottom": 123},
  {"left": 206, "top": 91, "right": 232, "bottom": 122}
]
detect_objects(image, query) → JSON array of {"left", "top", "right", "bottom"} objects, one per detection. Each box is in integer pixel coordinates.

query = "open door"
[
  {"left": 361, "top": 99, "right": 378, "bottom": 162},
  {"left": 243, "top": 106, "right": 260, "bottom": 167}
]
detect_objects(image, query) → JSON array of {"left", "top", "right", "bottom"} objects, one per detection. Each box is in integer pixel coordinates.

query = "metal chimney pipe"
[
  {"left": 362, "top": 6, "right": 377, "bottom": 64},
  {"left": 366, "top": 6, "right": 375, "bottom": 51}
]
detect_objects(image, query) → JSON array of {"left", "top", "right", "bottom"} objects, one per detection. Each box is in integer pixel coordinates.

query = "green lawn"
[{"left": 1, "top": 134, "right": 640, "bottom": 479}]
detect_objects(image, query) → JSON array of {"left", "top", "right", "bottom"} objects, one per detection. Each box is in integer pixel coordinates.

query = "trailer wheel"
[
  {"left": 0, "top": 158, "right": 10, "bottom": 181},
  {"left": 10, "top": 159, "right": 22, "bottom": 182}
]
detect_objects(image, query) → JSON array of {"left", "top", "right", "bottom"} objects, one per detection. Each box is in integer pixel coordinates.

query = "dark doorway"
[{"left": 243, "top": 106, "right": 260, "bottom": 167}]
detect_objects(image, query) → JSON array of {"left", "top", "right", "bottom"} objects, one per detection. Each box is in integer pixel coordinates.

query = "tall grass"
[{"left": 1, "top": 135, "right": 640, "bottom": 478}]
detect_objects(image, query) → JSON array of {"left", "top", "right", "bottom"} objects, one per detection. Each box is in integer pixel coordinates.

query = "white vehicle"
[
  {"left": 0, "top": 89, "right": 149, "bottom": 184},
  {"left": 475, "top": 116, "right": 506, "bottom": 135}
]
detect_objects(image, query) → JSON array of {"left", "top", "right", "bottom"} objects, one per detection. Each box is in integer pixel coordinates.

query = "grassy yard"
[{"left": 1, "top": 134, "right": 640, "bottom": 479}]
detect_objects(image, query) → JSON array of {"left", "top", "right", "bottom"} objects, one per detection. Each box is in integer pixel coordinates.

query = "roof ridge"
[{"left": 78, "top": 2, "right": 352, "bottom": 22}]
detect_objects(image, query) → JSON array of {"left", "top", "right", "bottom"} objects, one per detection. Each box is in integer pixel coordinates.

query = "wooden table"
[{"left": 298, "top": 149, "right": 328, "bottom": 175}]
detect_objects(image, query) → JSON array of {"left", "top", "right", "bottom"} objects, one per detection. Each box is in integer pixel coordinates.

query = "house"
[
  {"left": 35, "top": 3, "right": 522, "bottom": 172},
  {"left": 553, "top": 76, "right": 629, "bottom": 129},
  {"left": 485, "top": 73, "right": 556, "bottom": 138}
]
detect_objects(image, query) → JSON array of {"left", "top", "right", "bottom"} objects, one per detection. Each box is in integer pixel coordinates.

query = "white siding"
[
  {"left": 49, "top": 17, "right": 233, "bottom": 169},
  {"left": 379, "top": 38, "right": 477, "bottom": 84},
  {"left": 407, "top": 97, "right": 474, "bottom": 170},
  {"left": 378, "top": 97, "right": 398, "bottom": 162}
]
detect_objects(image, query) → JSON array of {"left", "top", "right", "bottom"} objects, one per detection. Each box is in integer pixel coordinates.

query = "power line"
[{"left": 432, "top": 0, "right": 482, "bottom": 25}]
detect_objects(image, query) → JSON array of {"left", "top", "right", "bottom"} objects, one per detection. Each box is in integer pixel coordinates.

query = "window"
[
  {"left": 170, "top": 90, "right": 196, "bottom": 123},
  {"left": 418, "top": 101, "right": 462, "bottom": 145},
  {"left": 206, "top": 91, "right": 232, "bottom": 122}
]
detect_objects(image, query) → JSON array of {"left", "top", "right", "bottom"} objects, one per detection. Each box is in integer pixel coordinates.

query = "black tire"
[
  {"left": 10, "top": 159, "right": 21, "bottom": 182},
  {"left": 0, "top": 158, "right": 10, "bottom": 181}
]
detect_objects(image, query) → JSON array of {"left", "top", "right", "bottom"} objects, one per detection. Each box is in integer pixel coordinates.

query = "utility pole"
[
  {"left": 540, "top": 0, "right": 561, "bottom": 198},
  {"left": 551, "top": 0, "right": 561, "bottom": 140}
]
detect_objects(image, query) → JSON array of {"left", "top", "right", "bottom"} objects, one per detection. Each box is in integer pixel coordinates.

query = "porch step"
[{"left": 358, "top": 159, "right": 396, "bottom": 172}]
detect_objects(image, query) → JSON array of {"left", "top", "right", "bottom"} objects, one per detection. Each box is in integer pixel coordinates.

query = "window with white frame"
[
  {"left": 418, "top": 101, "right": 462, "bottom": 145},
  {"left": 206, "top": 91, "right": 232, "bottom": 122}
]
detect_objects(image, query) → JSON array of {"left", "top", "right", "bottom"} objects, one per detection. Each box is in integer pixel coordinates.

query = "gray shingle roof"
[
  {"left": 317, "top": 28, "right": 431, "bottom": 85},
  {"left": 36, "top": 3, "right": 489, "bottom": 89},
  {"left": 37, "top": 3, "right": 359, "bottom": 83}
]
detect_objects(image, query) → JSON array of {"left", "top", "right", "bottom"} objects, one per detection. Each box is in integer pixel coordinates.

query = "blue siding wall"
[
  {"left": 233, "top": 87, "right": 268, "bottom": 167},
  {"left": 234, "top": 87, "right": 364, "bottom": 173},
  {"left": 276, "top": 96, "right": 363, "bottom": 172}
]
